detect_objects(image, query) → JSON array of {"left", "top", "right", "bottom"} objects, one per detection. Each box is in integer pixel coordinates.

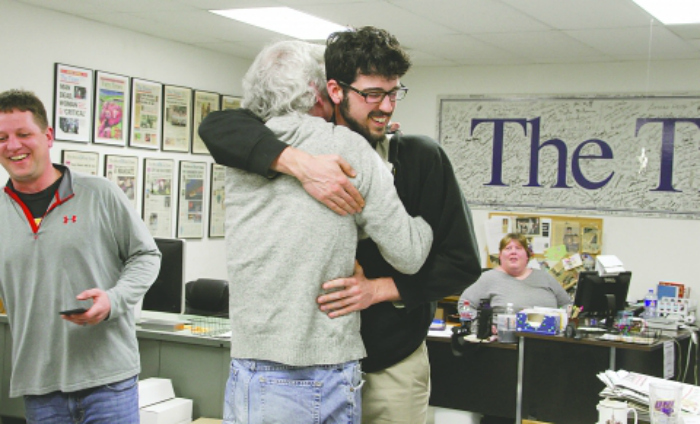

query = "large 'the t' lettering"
[{"left": 635, "top": 118, "right": 700, "bottom": 192}]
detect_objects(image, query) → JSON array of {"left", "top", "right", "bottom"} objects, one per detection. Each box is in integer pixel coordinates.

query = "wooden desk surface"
[
  {"left": 428, "top": 324, "right": 518, "bottom": 350},
  {"left": 516, "top": 329, "right": 687, "bottom": 351}
]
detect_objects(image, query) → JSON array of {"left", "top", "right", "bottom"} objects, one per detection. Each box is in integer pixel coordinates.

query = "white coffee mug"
[{"left": 597, "top": 398, "right": 638, "bottom": 424}]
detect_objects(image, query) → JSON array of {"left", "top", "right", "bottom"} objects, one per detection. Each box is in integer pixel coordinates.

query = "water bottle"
[
  {"left": 643, "top": 289, "right": 658, "bottom": 318},
  {"left": 457, "top": 299, "right": 477, "bottom": 334},
  {"left": 498, "top": 303, "right": 517, "bottom": 343},
  {"left": 477, "top": 299, "right": 493, "bottom": 340}
]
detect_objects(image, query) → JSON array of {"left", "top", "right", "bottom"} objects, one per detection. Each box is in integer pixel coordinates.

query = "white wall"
[
  {"left": 396, "top": 63, "right": 700, "bottom": 303},
  {"left": 2, "top": 0, "right": 698, "bottom": 308},
  {"left": 0, "top": 0, "right": 248, "bottom": 283}
]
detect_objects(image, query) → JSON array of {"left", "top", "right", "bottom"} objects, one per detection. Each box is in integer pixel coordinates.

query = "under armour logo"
[{"left": 63, "top": 215, "right": 77, "bottom": 224}]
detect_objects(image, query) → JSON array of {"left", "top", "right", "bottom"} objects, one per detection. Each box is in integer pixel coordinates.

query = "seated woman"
[
  {"left": 460, "top": 233, "right": 571, "bottom": 313},
  {"left": 460, "top": 233, "right": 572, "bottom": 424}
]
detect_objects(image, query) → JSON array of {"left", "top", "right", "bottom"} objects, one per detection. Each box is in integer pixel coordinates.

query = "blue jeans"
[
  {"left": 224, "top": 358, "right": 362, "bottom": 424},
  {"left": 23, "top": 375, "right": 139, "bottom": 424}
]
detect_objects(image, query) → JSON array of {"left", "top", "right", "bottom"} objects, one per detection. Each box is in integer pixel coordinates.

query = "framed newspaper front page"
[
  {"left": 162, "top": 85, "right": 192, "bottom": 152},
  {"left": 129, "top": 78, "right": 162, "bottom": 150},
  {"left": 61, "top": 150, "right": 99, "bottom": 175},
  {"left": 191, "top": 90, "right": 220, "bottom": 154},
  {"left": 221, "top": 95, "right": 242, "bottom": 110},
  {"left": 209, "top": 163, "right": 226, "bottom": 238},
  {"left": 142, "top": 158, "right": 174, "bottom": 237},
  {"left": 53, "top": 63, "right": 94, "bottom": 143},
  {"left": 93, "top": 71, "right": 129, "bottom": 146},
  {"left": 104, "top": 154, "right": 139, "bottom": 210},
  {"left": 176, "top": 161, "right": 206, "bottom": 238}
]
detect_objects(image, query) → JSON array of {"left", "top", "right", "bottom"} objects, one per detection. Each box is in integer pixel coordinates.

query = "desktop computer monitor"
[
  {"left": 574, "top": 271, "right": 632, "bottom": 327},
  {"left": 143, "top": 237, "right": 185, "bottom": 313}
]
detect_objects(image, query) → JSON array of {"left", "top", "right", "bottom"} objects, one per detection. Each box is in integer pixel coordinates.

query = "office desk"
[
  {"left": 518, "top": 331, "right": 688, "bottom": 424},
  {"left": 427, "top": 333, "right": 518, "bottom": 419},
  {"left": 0, "top": 312, "right": 230, "bottom": 421},
  {"left": 427, "top": 327, "right": 690, "bottom": 424}
]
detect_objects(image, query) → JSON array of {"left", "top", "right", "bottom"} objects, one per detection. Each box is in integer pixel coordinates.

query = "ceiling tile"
[
  {"left": 15, "top": 0, "right": 700, "bottom": 66},
  {"left": 385, "top": 0, "right": 552, "bottom": 34},
  {"left": 501, "top": 0, "right": 655, "bottom": 30},
  {"left": 472, "top": 30, "right": 611, "bottom": 64},
  {"left": 565, "top": 26, "right": 700, "bottom": 59}
]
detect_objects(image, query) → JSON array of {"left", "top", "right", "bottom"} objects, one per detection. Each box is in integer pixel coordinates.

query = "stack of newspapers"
[{"left": 597, "top": 370, "right": 700, "bottom": 423}]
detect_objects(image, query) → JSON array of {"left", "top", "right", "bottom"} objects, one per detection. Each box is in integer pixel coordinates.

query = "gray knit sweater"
[
  {"left": 224, "top": 113, "right": 433, "bottom": 366},
  {"left": 459, "top": 269, "right": 572, "bottom": 313}
]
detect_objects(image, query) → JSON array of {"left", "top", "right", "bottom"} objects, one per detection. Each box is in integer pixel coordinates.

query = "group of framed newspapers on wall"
[
  {"left": 60, "top": 149, "right": 227, "bottom": 240},
  {"left": 52, "top": 63, "right": 241, "bottom": 152},
  {"left": 53, "top": 62, "right": 235, "bottom": 239}
]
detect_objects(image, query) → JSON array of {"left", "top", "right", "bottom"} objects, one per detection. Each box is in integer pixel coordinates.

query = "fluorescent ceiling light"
[
  {"left": 632, "top": 0, "right": 700, "bottom": 24},
  {"left": 211, "top": 7, "right": 348, "bottom": 40}
]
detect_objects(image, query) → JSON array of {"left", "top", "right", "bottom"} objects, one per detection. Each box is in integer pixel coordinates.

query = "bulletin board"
[{"left": 486, "top": 213, "right": 604, "bottom": 292}]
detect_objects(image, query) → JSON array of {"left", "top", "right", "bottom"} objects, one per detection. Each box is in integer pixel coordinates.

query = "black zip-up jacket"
[{"left": 199, "top": 109, "right": 482, "bottom": 372}]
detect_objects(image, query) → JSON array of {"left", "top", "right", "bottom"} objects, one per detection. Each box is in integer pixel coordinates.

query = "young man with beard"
[{"left": 199, "top": 26, "right": 481, "bottom": 423}]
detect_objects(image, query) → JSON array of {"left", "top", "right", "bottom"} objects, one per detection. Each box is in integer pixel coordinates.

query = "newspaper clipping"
[
  {"left": 143, "top": 159, "right": 174, "bottom": 237},
  {"left": 209, "top": 164, "right": 226, "bottom": 237},
  {"left": 162, "top": 86, "right": 192, "bottom": 152},
  {"left": 62, "top": 150, "right": 98, "bottom": 175},
  {"left": 94, "top": 72, "right": 129, "bottom": 146},
  {"left": 54, "top": 64, "right": 93, "bottom": 142},
  {"left": 221, "top": 95, "right": 242, "bottom": 110},
  {"left": 192, "top": 91, "right": 220, "bottom": 154},
  {"left": 177, "top": 161, "right": 205, "bottom": 238},
  {"left": 105, "top": 155, "right": 138, "bottom": 209},
  {"left": 130, "top": 79, "right": 162, "bottom": 149}
]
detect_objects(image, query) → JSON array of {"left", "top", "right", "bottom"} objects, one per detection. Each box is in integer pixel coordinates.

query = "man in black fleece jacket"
[{"left": 199, "top": 26, "right": 481, "bottom": 424}]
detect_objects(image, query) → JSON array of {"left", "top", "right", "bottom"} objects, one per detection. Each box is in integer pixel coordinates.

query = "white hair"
[{"left": 242, "top": 40, "right": 327, "bottom": 121}]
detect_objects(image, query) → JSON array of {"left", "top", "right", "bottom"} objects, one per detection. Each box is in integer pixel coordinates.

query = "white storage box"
[
  {"left": 140, "top": 397, "right": 193, "bottom": 424},
  {"left": 138, "top": 378, "right": 176, "bottom": 408}
]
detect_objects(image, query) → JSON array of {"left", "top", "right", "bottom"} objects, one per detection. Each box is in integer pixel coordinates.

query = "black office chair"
[{"left": 184, "top": 278, "right": 229, "bottom": 318}]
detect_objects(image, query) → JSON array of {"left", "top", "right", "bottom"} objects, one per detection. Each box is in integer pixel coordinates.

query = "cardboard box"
[
  {"left": 138, "top": 378, "right": 176, "bottom": 408},
  {"left": 140, "top": 397, "right": 193, "bottom": 424}
]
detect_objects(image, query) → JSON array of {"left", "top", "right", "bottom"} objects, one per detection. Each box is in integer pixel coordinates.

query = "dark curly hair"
[
  {"left": 0, "top": 89, "right": 49, "bottom": 130},
  {"left": 325, "top": 26, "right": 412, "bottom": 84}
]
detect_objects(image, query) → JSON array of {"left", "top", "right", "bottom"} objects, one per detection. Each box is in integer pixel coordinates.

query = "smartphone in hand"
[
  {"left": 59, "top": 300, "right": 91, "bottom": 316},
  {"left": 59, "top": 308, "right": 88, "bottom": 316}
]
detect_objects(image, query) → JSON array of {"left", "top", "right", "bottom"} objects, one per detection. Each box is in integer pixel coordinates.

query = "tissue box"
[
  {"left": 140, "top": 397, "right": 193, "bottom": 424},
  {"left": 516, "top": 310, "right": 560, "bottom": 335}
]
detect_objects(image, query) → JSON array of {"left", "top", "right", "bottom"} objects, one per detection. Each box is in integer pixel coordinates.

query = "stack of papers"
[
  {"left": 139, "top": 317, "right": 188, "bottom": 332},
  {"left": 597, "top": 370, "right": 700, "bottom": 422}
]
